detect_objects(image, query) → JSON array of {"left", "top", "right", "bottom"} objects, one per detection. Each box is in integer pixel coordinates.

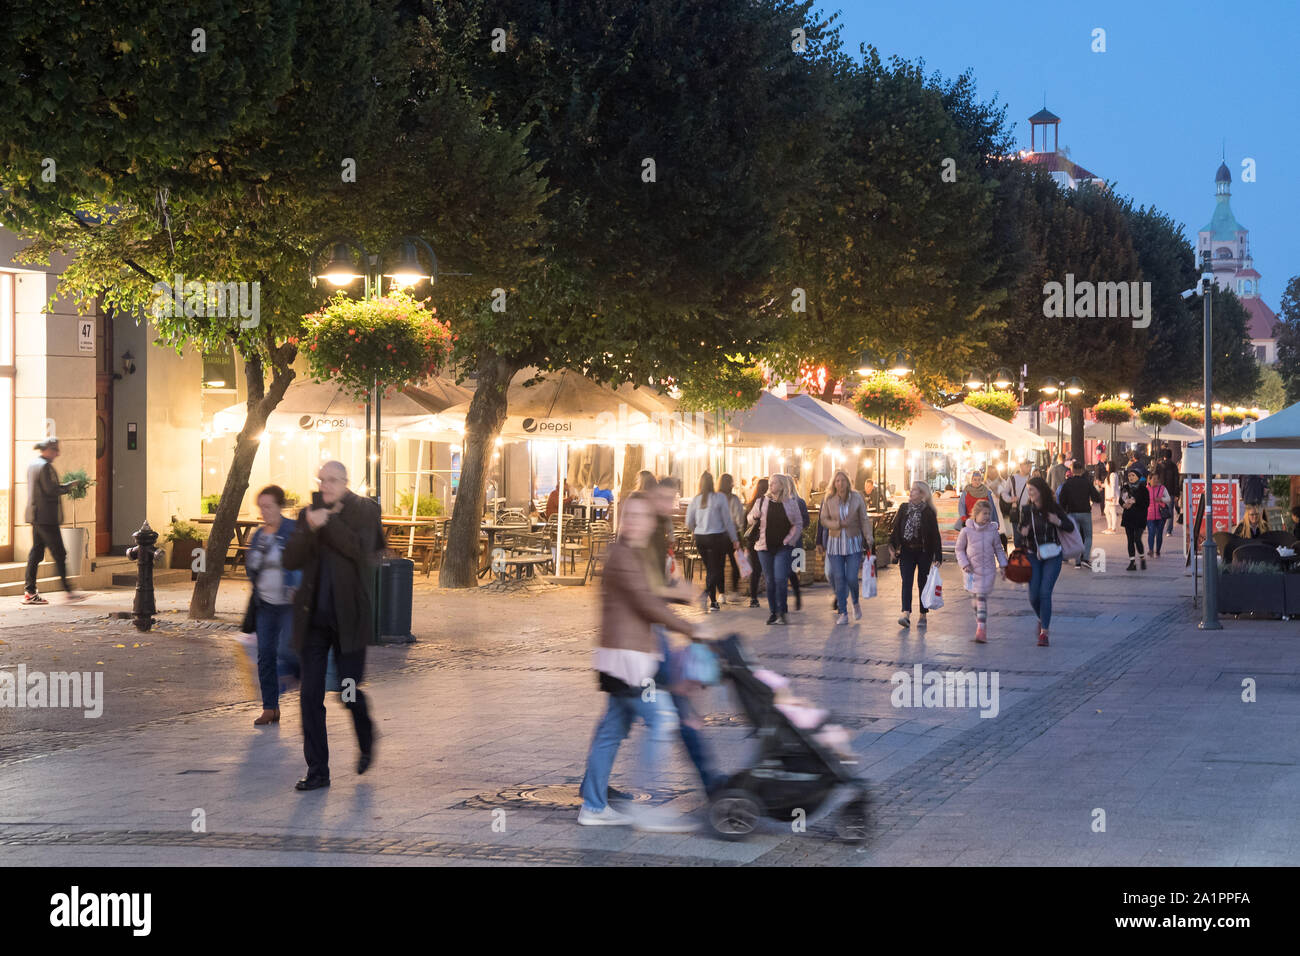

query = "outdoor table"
[
  {"left": 479, "top": 521, "right": 543, "bottom": 577},
  {"left": 191, "top": 516, "right": 262, "bottom": 568}
]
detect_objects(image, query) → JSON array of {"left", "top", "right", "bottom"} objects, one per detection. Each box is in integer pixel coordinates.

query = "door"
[{"left": 95, "top": 310, "right": 113, "bottom": 554}]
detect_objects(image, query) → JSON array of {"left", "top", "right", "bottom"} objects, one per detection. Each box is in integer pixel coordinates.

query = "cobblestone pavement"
[{"left": 2, "top": 527, "right": 1298, "bottom": 866}]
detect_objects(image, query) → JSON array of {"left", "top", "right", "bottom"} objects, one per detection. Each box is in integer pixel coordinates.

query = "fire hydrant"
[{"left": 126, "top": 520, "right": 165, "bottom": 632}]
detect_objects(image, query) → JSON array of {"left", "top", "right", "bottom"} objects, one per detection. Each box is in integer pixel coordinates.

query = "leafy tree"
[
  {"left": 426, "top": 0, "right": 840, "bottom": 586},
  {"left": 1271, "top": 276, "right": 1300, "bottom": 405},
  {"left": 765, "top": 51, "right": 1014, "bottom": 398},
  {"left": 1255, "top": 363, "right": 1286, "bottom": 413},
  {"left": 2, "top": 0, "right": 547, "bottom": 616}
]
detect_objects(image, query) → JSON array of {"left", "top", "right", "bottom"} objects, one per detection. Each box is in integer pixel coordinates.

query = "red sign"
[{"left": 1184, "top": 478, "right": 1239, "bottom": 550}]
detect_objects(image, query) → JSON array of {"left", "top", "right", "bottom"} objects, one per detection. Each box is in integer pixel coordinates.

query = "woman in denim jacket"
[{"left": 245, "top": 485, "right": 303, "bottom": 726}]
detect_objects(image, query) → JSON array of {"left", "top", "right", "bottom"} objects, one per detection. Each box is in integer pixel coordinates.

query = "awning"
[
  {"left": 1184, "top": 403, "right": 1293, "bottom": 474},
  {"left": 786, "top": 394, "right": 905, "bottom": 449},
  {"left": 941, "top": 402, "right": 1047, "bottom": 452},
  {"left": 213, "top": 379, "right": 443, "bottom": 435},
  {"left": 723, "top": 390, "right": 861, "bottom": 448},
  {"left": 900, "top": 404, "right": 1004, "bottom": 453}
]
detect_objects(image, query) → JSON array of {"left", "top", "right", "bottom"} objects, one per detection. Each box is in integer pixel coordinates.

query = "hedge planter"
[
  {"left": 1217, "top": 571, "right": 1285, "bottom": 616},
  {"left": 1285, "top": 576, "right": 1300, "bottom": 618}
]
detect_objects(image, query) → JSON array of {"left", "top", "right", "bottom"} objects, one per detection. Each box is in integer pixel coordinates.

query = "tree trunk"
[
  {"left": 188, "top": 348, "right": 296, "bottom": 619},
  {"left": 439, "top": 354, "right": 518, "bottom": 588},
  {"left": 1070, "top": 404, "right": 1086, "bottom": 462},
  {"left": 620, "top": 445, "right": 645, "bottom": 502}
]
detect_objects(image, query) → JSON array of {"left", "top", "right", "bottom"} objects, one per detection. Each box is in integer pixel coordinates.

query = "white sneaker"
[
  {"left": 853, "top": 603, "right": 862, "bottom": 621},
  {"left": 835, "top": 613, "right": 848, "bottom": 625},
  {"left": 898, "top": 612, "right": 911, "bottom": 627},
  {"left": 630, "top": 807, "right": 699, "bottom": 833},
  {"left": 577, "top": 805, "right": 633, "bottom": 827}
]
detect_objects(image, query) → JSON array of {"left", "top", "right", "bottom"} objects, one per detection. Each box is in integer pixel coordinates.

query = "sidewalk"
[{"left": 2, "top": 525, "right": 1297, "bottom": 866}]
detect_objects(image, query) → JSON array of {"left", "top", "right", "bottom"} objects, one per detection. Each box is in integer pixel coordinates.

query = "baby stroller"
[{"left": 706, "top": 634, "right": 870, "bottom": 841}]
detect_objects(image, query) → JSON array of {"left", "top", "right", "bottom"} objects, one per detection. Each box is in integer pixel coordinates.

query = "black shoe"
[
  {"left": 1126, "top": 560, "right": 1136, "bottom": 571},
  {"left": 748, "top": 598, "right": 760, "bottom": 608},
  {"left": 778, "top": 613, "right": 788, "bottom": 625},
  {"left": 295, "top": 775, "right": 330, "bottom": 791},
  {"left": 766, "top": 614, "right": 779, "bottom": 625},
  {"left": 358, "top": 750, "right": 374, "bottom": 775},
  {"left": 1140, "top": 557, "right": 1146, "bottom": 570},
  {"left": 709, "top": 602, "right": 720, "bottom": 612}
]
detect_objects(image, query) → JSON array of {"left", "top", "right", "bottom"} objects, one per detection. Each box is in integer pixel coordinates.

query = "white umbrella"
[
  {"left": 724, "top": 391, "right": 860, "bottom": 448},
  {"left": 786, "top": 394, "right": 905, "bottom": 449},
  {"left": 900, "top": 404, "right": 1004, "bottom": 453},
  {"left": 942, "top": 402, "right": 1047, "bottom": 452}
]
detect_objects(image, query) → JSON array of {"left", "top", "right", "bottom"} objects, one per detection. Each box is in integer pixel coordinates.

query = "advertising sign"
[{"left": 1184, "top": 478, "right": 1239, "bottom": 551}]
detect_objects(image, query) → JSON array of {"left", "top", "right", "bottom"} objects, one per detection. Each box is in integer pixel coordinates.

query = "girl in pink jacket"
[{"left": 955, "top": 499, "right": 1008, "bottom": 643}]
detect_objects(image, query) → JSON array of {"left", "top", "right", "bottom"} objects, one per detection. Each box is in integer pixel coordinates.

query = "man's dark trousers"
[
  {"left": 300, "top": 624, "right": 373, "bottom": 779},
  {"left": 26, "top": 523, "right": 69, "bottom": 594}
]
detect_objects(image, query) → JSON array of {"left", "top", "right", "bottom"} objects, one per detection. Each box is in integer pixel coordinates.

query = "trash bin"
[{"left": 376, "top": 558, "right": 414, "bottom": 643}]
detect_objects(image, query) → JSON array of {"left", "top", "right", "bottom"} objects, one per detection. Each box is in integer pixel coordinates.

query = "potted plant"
[
  {"left": 1092, "top": 399, "right": 1134, "bottom": 425},
  {"left": 851, "top": 373, "right": 925, "bottom": 430},
  {"left": 1173, "top": 407, "right": 1204, "bottom": 428},
  {"left": 873, "top": 521, "right": 893, "bottom": 568},
  {"left": 60, "top": 468, "right": 95, "bottom": 577},
  {"left": 165, "top": 519, "right": 207, "bottom": 570}
]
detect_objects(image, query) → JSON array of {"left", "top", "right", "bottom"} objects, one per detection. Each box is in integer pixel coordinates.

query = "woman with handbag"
[
  {"left": 889, "top": 481, "right": 943, "bottom": 630},
  {"left": 1145, "top": 474, "right": 1172, "bottom": 558},
  {"left": 748, "top": 474, "right": 803, "bottom": 625},
  {"left": 686, "top": 471, "right": 739, "bottom": 612},
  {"left": 244, "top": 485, "right": 302, "bottom": 727},
  {"left": 819, "top": 469, "right": 872, "bottom": 625},
  {"left": 1017, "top": 476, "right": 1075, "bottom": 647},
  {"left": 742, "top": 478, "right": 769, "bottom": 608}
]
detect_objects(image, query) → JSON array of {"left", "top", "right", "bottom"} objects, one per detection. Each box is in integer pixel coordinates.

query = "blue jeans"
[
  {"left": 1027, "top": 553, "right": 1063, "bottom": 630},
  {"left": 827, "top": 550, "right": 863, "bottom": 613},
  {"left": 254, "top": 600, "right": 298, "bottom": 709},
  {"left": 579, "top": 690, "right": 678, "bottom": 813},
  {"left": 757, "top": 546, "right": 793, "bottom": 614},
  {"left": 1146, "top": 518, "right": 1165, "bottom": 554},
  {"left": 1069, "top": 513, "right": 1092, "bottom": 566}
]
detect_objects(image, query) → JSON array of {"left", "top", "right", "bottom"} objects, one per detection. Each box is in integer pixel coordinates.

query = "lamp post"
[
  {"left": 1039, "top": 377, "right": 1084, "bottom": 462},
  {"left": 1194, "top": 251, "right": 1221, "bottom": 629},
  {"left": 312, "top": 235, "right": 439, "bottom": 509}
]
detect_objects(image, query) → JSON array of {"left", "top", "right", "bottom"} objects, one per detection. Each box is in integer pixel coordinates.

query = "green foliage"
[
  {"left": 1221, "top": 411, "right": 1245, "bottom": 426},
  {"left": 964, "top": 390, "right": 1018, "bottom": 422},
  {"left": 1254, "top": 365, "right": 1286, "bottom": 414},
  {"left": 1226, "top": 561, "right": 1283, "bottom": 576},
  {"left": 201, "top": 494, "right": 221, "bottom": 515},
  {"left": 61, "top": 468, "right": 94, "bottom": 501},
  {"left": 677, "top": 361, "right": 766, "bottom": 413},
  {"left": 301, "top": 292, "right": 452, "bottom": 395},
  {"left": 1139, "top": 403, "right": 1173, "bottom": 427},
  {"left": 851, "top": 374, "right": 924, "bottom": 429},
  {"left": 1273, "top": 276, "right": 1300, "bottom": 406},
  {"left": 397, "top": 489, "right": 445, "bottom": 517},
  {"left": 766, "top": 50, "right": 1014, "bottom": 393},
  {"left": 1173, "top": 407, "right": 1205, "bottom": 427},
  {"left": 165, "top": 519, "right": 205, "bottom": 543},
  {"left": 1269, "top": 476, "right": 1290, "bottom": 508},
  {"left": 1093, "top": 399, "right": 1135, "bottom": 425}
]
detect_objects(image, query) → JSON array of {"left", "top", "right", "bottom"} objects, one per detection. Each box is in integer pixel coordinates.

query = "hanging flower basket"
[
  {"left": 1092, "top": 399, "right": 1134, "bottom": 426},
  {"left": 1210, "top": 410, "right": 1225, "bottom": 425},
  {"left": 963, "top": 390, "right": 1018, "bottom": 422},
  {"left": 302, "top": 291, "right": 452, "bottom": 395},
  {"left": 1138, "top": 403, "right": 1173, "bottom": 428},
  {"left": 851, "top": 374, "right": 924, "bottom": 429},
  {"left": 678, "top": 361, "right": 766, "bottom": 412},
  {"left": 1173, "top": 407, "right": 1204, "bottom": 428},
  {"left": 1221, "top": 410, "right": 1245, "bottom": 427}
]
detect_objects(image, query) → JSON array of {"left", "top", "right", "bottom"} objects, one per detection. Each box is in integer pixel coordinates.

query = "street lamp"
[
  {"left": 1184, "top": 249, "right": 1220, "bottom": 629},
  {"left": 311, "top": 235, "right": 439, "bottom": 505},
  {"left": 1038, "top": 377, "right": 1084, "bottom": 458}
]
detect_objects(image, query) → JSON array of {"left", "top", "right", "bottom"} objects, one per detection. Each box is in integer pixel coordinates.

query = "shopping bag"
[
  {"left": 1057, "top": 524, "right": 1084, "bottom": 562},
  {"left": 736, "top": 548, "right": 753, "bottom": 578},
  {"left": 860, "top": 553, "right": 878, "bottom": 600},
  {"left": 921, "top": 565, "right": 944, "bottom": 610},
  {"left": 962, "top": 569, "right": 975, "bottom": 592}
]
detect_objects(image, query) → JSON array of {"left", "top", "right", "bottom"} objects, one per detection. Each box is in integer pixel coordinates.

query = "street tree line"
[{"left": 0, "top": 0, "right": 1270, "bottom": 605}]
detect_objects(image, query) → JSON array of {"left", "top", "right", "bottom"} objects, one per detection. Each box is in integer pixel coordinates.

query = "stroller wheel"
[
  {"left": 834, "top": 795, "right": 870, "bottom": 843},
  {"left": 708, "top": 789, "right": 762, "bottom": 841}
]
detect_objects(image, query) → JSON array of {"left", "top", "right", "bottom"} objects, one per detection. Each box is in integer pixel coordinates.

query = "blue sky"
[{"left": 833, "top": 0, "right": 1299, "bottom": 304}]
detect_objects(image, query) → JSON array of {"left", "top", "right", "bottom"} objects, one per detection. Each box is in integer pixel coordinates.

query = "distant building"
[
  {"left": 1018, "top": 108, "right": 1104, "bottom": 191},
  {"left": 1196, "top": 161, "right": 1277, "bottom": 363}
]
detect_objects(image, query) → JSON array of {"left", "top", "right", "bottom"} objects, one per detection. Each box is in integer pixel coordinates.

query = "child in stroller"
[{"left": 705, "top": 634, "right": 869, "bottom": 841}]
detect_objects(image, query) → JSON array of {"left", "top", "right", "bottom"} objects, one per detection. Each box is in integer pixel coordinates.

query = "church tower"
[{"left": 1198, "top": 161, "right": 1277, "bottom": 362}]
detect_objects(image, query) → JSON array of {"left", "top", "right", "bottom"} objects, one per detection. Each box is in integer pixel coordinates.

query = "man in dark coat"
[
  {"left": 282, "top": 460, "right": 385, "bottom": 791},
  {"left": 24, "top": 438, "right": 85, "bottom": 605}
]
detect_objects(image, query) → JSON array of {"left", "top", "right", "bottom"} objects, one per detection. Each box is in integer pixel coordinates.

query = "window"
[
  {"left": 202, "top": 343, "right": 237, "bottom": 390},
  {"left": 1256, "top": 346, "right": 1268, "bottom": 361}
]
